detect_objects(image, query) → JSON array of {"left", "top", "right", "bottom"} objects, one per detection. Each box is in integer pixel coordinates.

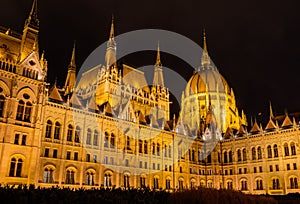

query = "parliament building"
[{"left": 0, "top": 0, "right": 299, "bottom": 195}]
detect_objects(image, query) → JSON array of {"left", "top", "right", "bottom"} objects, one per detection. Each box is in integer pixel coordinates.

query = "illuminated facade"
[{"left": 0, "top": 0, "right": 299, "bottom": 195}]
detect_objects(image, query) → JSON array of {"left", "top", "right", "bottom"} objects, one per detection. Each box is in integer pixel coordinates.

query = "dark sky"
[{"left": 1, "top": 0, "right": 300, "bottom": 123}]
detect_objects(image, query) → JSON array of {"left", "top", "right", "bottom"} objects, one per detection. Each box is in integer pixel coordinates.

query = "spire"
[
  {"left": 25, "top": 0, "right": 39, "bottom": 29},
  {"left": 19, "top": 0, "right": 39, "bottom": 62},
  {"left": 152, "top": 42, "right": 164, "bottom": 87},
  {"left": 105, "top": 15, "right": 117, "bottom": 68},
  {"left": 155, "top": 41, "right": 162, "bottom": 66},
  {"left": 200, "top": 30, "right": 211, "bottom": 69},
  {"left": 69, "top": 41, "right": 76, "bottom": 69},
  {"left": 64, "top": 42, "right": 77, "bottom": 95},
  {"left": 269, "top": 100, "right": 274, "bottom": 119}
]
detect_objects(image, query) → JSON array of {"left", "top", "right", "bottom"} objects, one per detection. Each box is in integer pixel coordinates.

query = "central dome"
[{"left": 185, "top": 69, "right": 230, "bottom": 97}]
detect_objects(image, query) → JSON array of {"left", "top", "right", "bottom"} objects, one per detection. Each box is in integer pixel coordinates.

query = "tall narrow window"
[
  {"left": 66, "top": 170, "right": 75, "bottom": 184},
  {"left": 21, "top": 135, "right": 26, "bottom": 145},
  {"left": 86, "top": 172, "right": 94, "bottom": 186},
  {"left": 9, "top": 158, "right": 16, "bottom": 177},
  {"left": 223, "top": 151, "right": 228, "bottom": 163},
  {"left": 110, "top": 133, "right": 115, "bottom": 148},
  {"left": 54, "top": 122, "right": 61, "bottom": 140},
  {"left": 24, "top": 102, "right": 32, "bottom": 122},
  {"left": 237, "top": 149, "right": 241, "bottom": 162},
  {"left": 229, "top": 151, "right": 233, "bottom": 163},
  {"left": 242, "top": 148, "right": 247, "bottom": 161},
  {"left": 0, "top": 95, "right": 5, "bottom": 117},
  {"left": 124, "top": 175, "right": 130, "bottom": 188},
  {"left": 157, "top": 143, "right": 160, "bottom": 156},
  {"left": 75, "top": 126, "right": 81, "bottom": 143},
  {"left": 273, "top": 144, "right": 278, "bottom": 158},
  {"left": 86, "top": 129, "right": 91, "bottom": 145},
  {"left": 267, "top": 145, "right": 272, "bottom": 158},
  {"left": 46, "top": 120, "right": 52, "bottom": 138},
  {"left": 139, "top": 140, "right": 143, "bottom": 154},
  {"left": 104, "top": 132, "right": 109, "bottom": 147},
  {"left": 67, "top": 124, "right": 73, "bottom": 142},
  {"left": 257, "top": 147, "right": 262, "bottom": 160},
  {"left": 284, "top": 143, "right": 289, "bottom": 156},
  {"left": 252, "top": 147, "right": 256, "bottom": 160},
  {"left": 16, "top": 159, "right": 23, "bottom": 177},
  {"left": 104, "top": 174, "right": 112, "bottom": 187},
  {"left": 144, "top": 141, "right": 148, "bottom": 154},
  {"left": 154, "top": 178, "right": 159, "bottom": 189},
  {"left": 14, "top": 134, "right": 19, "bottom": 144},
  {"left": 140, "top": 177, "right": 145, "bottom": 188},
  {"left": 272, "top": 178, "right": 280, "bottom": 189},
  {"left": 43, "top": 168, "right": 54, "bottom": 183},
  {"left": 16, "top": 100, "right": 24, "bottom": 121},
  {"left": 291, "top": 143, "right": 296, "bottom": 155},
  {"left": 93, "top": 130, "right": 98, "bottom": 146}
]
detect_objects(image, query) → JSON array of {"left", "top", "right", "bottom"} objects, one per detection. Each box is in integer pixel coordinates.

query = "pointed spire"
[
  {"left": 155, "top": 41, "right": 162, "bottom": 66},
  {"left": 110, "top": 15, "right": 114, "bottom": 39},
  {"left": 269, "top": 100, "right": 274, "bottom": 119},
  {"left": 69, "top": 41, "right": 76, "bottom": 69},
  {"left": 64, "top": 42, "right": 77, "bottom": 95},
  {"left": 26, "top": 0, "right": 39, "bottom": 29},
  {"left": 200, "top": 29, "right": 211, "bottom": 69}
]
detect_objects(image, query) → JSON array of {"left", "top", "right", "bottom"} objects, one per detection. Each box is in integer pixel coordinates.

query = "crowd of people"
[{"left": 0, "top": 184, "right": 298, "bottom": 204}]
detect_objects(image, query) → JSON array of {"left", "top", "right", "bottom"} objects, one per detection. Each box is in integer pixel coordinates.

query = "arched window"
[
  {"left": 9, "top": 158, "right": 23, "bottom": 177},
  {"left": 157, "top": 143, "right": 160, "bottom": 156},
  {"left": 273, "top": 144, "right": 278, "bottom": 158},
  {"left": 86, "top": 129, "right": 92, "bottom": 145},
  {"left": 168, "top": 145, "right": 172, "bottom": 158},
  {"left": 154, "top": 177, "right": 159, "bottom": 189},
  {"left": 45, "top": 120, "right": 52, "bottom": 138},
  {"left": 110, "top": 133, "right": 115, "bottom": 148},
  {"left": 290, "top": 177, "right": 298, "bottom": 189},
  {"left": 267, "top": 145, "right": 272, "bottom": 158},
  {"left": 67, "top": 124, "right": 73, "bottom": 142},
  {"left": 144, "top": 141, "right": 148, "bottom": 154},
  {"left": 257, "top": 147, "right": 262, "bottom": 160},
  {"left": 75, "top": 126, "right": 81, "bottom": 143},
  {"left": 104, "top": 132, "right": 109, "bottom": 147},
  {"left": 43, "top": 168, "right": 54, "bottom": 183},
  {"left": 166, "top": 178, "right": 171, "bottom": 190},
  {"left": 86, "top": 172, "right": 94, "bottom": 186},
  {"left": 291, "top": 142, "right": 296, "bottom": 156},
  {"left": 241, "top": 180, "right": 247, "bottom": 190},
  {"left": 54, "top": 122, "right": 61, "bottom": 140},
  {"left": 256, "top": 179, "right": 263, "bottom": 190},
  {"left": 16, "top": 100, "right": 25, "bottom": 121},
  {"left": 224, "top": 151, "right": 228, "bottom": 163},
  {"left": 284, "top": 143, "right": 289, "bottom": 156},
  {"left": 152, "top": 143, "right": 156, "bottom": 155},
  {"left": 0, "top": 95, "right": 5, "bottom": 117},
  {"left": 124, "top": 175, "right": 130, "bottom": 188},
  {"left": 252, "top": 147, "right": 256, "bottom": 160},
  {"left": 104, "top": 173, "right": 112, "bottom": 187},
  {"left": 164, "top": 145, "right": 167, "bottom": 157},
  {"left": 237, "top": 149, "right": 241, "bottom": 162},
  {"left": 242, "top": 148, "right": 247, "bottom": 161},
  {"left": 66, "top": 170, "right": 75, "bottom": 184},
  {"left": 24, "top": 102, "right": 32, "bottom": 122},
  {"left": 229, "top": 151, "right": 233, "bottom": 163},
  {"left": 93, "top": 130, "right": 98, "bottom": 146}
]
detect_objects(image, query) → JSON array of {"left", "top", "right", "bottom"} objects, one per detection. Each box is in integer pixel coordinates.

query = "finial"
[
  {"left": 155, "top": 41, "right": 162, "bottom": 66},
  {"left": 269, "top": 100, "right": 274, "bottom": 119},
  {"left": 201, "top": 29, "right": 210, "bottom": 67},
  {"left": 69, "top": 41, "right": 76, "bottom": 69},
  {"left": 5, "top": 28, "right": 10, "bottom": 35},
  {"left": 26, "top": 0, "right": 39, "bottom": 28},
  {"left": 109, "top": 15, "right": 114, "bottom": 39}
]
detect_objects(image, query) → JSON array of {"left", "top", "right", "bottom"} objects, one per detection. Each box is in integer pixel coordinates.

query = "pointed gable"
[
  {"left": 70, "top": 93, "right": 83, "bottom": 107},
  {"left": 281, "top": 114, "right": 293, "bottom": 128},
  {"left": 265, "top": 117, "right": 276, "bottom": 131},
  {"left": 19, "top": 51, "right": 45, "bottom": 80},
  {"left": 103, "top": 102, "right": 115, "bottom": 117},
  {"left": 250, "top": 121, "right": 260, "bottom": 134},
  {"left": 236, "top": 125, "right": 247, "bottom": 137},
  {"left": 48, "top": 84, "right": 63, "bottom": 102},
  {"left": 224, "top": 127, "right": 234, "bottom": 139},
  {"left": 86, "top": 95, "right": 99, "bottom": 112}
]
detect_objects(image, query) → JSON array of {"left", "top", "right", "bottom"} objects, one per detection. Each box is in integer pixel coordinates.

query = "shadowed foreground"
[{"left": 0, "top": 185, "right": 299, "bottom": 204}]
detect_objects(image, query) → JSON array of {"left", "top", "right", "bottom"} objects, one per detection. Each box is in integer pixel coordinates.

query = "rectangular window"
[
  {"left": 21, "top": 135, "right": 26, "bottom": 145},
  {"left": 152, "top": 163, "right": 155, "bottom": 170},
  {"left": 110, "top": 157, "right": 114, "bottom": 165},
  {"left": 259, "top": 166, "right": 263, "bottom": 172},
  {"left": 169, "top": 165, "right": 172, "bottom": 172},
  {"left": 157, "top": 163, "right": 160, "bottom": 170},
  {"left": 293, "top": 163, "right": 297, "bottom": 170},
  {"left": 66, "top": 151, "right": 71, "bottom": 160},
  {"left": 230, "top": 169, "right": 233, "bottom": 175},
  {"left": 93, "top": 155, "right": 97, "bottom": 163},
  {"left": 86, "top": 154, "right": 90, "bottom": 162},
  {"left": 74, "top": 152, "right": 78, "bottom": 161},
  {"left": 269, "top": 165, "right": 273, "bottom": 172},
  {"left": 14, "top": 134, "right": 19, "bottom": 145},
  {"left": 44, "top": 148, "right": 49, "bottom": 157},
  {"left": 139, "top": 161, "right": 142, "bottom": 168},
  {"left": 244, "top": 168, "right": 247, "bottom": 174},
  {"left": 225, "top": 170, "right": 228, "bottom": 175},
  {"left": 165, "top": 165, "right": 168, "bottom": 171},
  {"left": 53, "top": 149, "right": 57, "bottom": 158},
  {"left": 144, "top": 162, "right": 147, "bottom": 169},
  {"left": 275, "top": 164, "right": 279, "bottom": 171},
  {"left": 287, "top": 164, "right": 290, "bottom": 170},
  {"left": 254, "top": 167, "right": 257, "bottom": 173},
  {"left": 125, "top": 159, "right": 129, "bottom": 167},
  {"left": 104, "top": 156, "right": 108, "bottom": 164},
  {"left": 238, "top": 168, "right": 242, "bottom": 174}
]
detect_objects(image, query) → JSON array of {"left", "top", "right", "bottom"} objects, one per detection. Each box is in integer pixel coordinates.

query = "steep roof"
[
  {"left": 49, "top": 84, "right": 63, "bottom": 102},
  {"left": 281, "top": 114, "right": 293, "bottom": 128}
]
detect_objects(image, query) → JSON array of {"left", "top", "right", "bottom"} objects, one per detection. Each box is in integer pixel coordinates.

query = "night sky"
[{"left": 1, "top": 0, "right": 300, "bottom": 124}]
